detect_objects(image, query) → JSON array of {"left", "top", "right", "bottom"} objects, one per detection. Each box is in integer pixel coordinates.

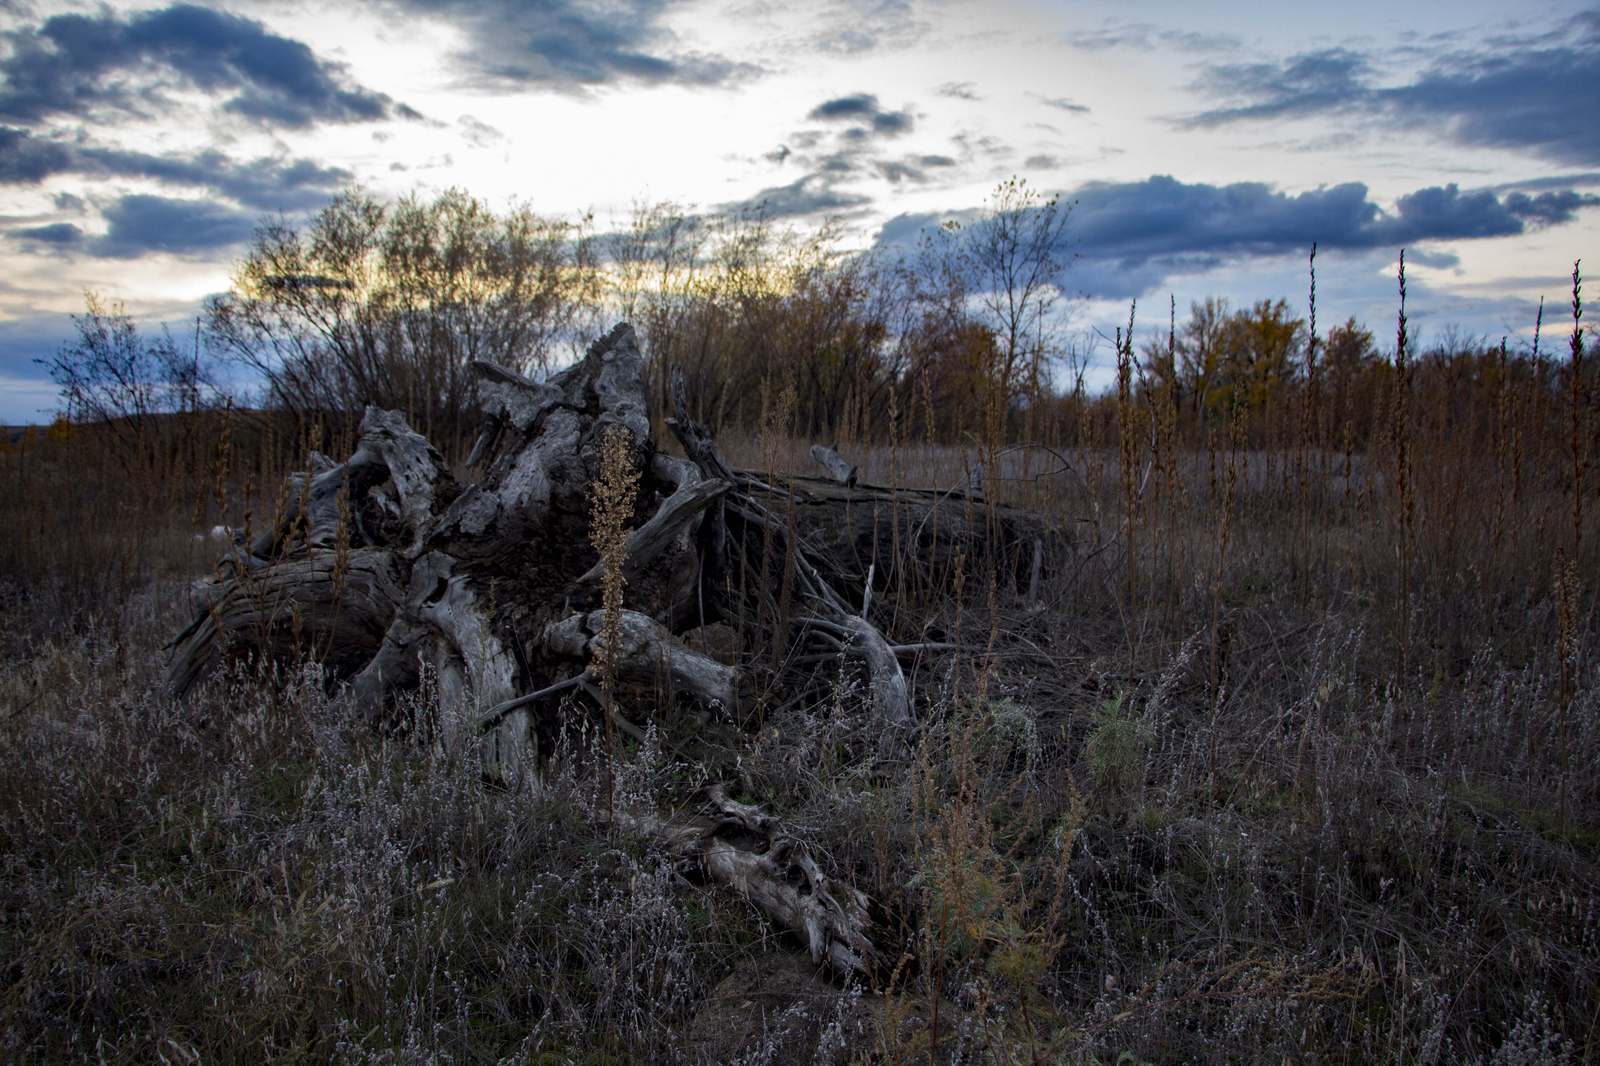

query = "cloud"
[
  {"left": 1181, "top": 13, "right": 1600, "bottom": 166},
  {"left": 86, "top": 149, "right": 349, "bottom": 212},
  {"left": 936, "top": 81, "right": 979, "bottom": 101},
  {"left": 1069, "top": 19, "right": 1239, "bottom": 53},
  {"left": 761, "top": 91, "right": 950, "bottom": 206},
  {"left": 1024, "top": 154, "right": 1064, "bottom": 170},
  {"left": 1491, "top": 172, "right": 1600, "bottom": 193},
  {"left": 874, "top": 159, "right": 929, "bottom": 184},
  {"left": 0, "top": 4, "right": 414, "bottom": 129},
  {"left": 721, "top": 173, "right": 872, "bottom": 220},
  {"left": 1033, "top": 94, "right": 1089, "bottom": 114},
  {"left": 952, "top": 130, "right": 1011, "bottom": 162},
  {"left": 11, "top": 221, "right": 81, "bottom": 245},
  {"left": 875, "top": 174, "right": 1599, "bottom": 300},
  {"left": 383, "top": 0, "right": 758, "bottom": 91},
  {"left": 1067, "top": 177, "right": 1592, "bottom": 260},
  {"left": 0, "top": 126, "right": 351, "bottom": 212},
  {"left": 803, "top": 0, "right": 928, "bottom": 55},
  {"left": 458, "top": 114, "right": 504, "bottom": 148},
  {"left": 1185, "top": 48, "right": 1374, "bottom": 124},
  {"left": 88, "top": 195, "right": 256, "bottom": 259},
  {"left": 0, "top": 124, "right": 71, "bottom": 182},
  {"left": 1503, "top": 189, "right": 1600, "bottom": 225},
  {"left": 873, "top": 209, "right": 948, "bottom": 251},
  {"left": 806, "top": 93, "right": 914, "bottom": 137}
]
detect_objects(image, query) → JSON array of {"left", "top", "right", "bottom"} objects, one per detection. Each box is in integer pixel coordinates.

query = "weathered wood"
[
  {"left": 409, "top": 552, "right": 531, "bottom": 780},
  {"left": 247, "top": 406, "right": 453, "bottom": 559},
  {"left": 167, "top": 548, "right": 405, "bottom": 698},
  {"left": 572, "top": 463, "right": 727, "bottom": 591},
  {"left": 543, "top": 610, "right": 738, "bottom": 710},
  {"left": 744, "top": 474, "right": 1055, "bottom": 596},
  {"left": 808, "top": 444, "right": 857, "bottom": 486},
  {"left": 613, "top": 785, "right": 877, "bottom": 975},
  {"left": 168, "top": 319, "right": 1069, "bottom": 976}
]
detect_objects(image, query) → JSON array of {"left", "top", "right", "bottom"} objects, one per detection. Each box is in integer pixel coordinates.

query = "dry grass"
[{"left": 2, "top": 292, "right": 1597, "bottom": 1064}]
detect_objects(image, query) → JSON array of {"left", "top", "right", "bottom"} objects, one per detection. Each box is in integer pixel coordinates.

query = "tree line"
[{"left": 38, "top": 181, "right": 1584, "bottom": 467}]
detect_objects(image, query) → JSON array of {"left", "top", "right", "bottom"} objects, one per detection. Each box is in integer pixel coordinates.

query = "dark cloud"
[
  {"left": 1182, "top": 14, "right": 1600, "bottom": 166},
  {"left": 1024, "top": 154, "right": 1064, "bottom": 170},
  {"left": 764, "top": 145, "right": 792, "bottom": 165},
  {"left": 0, "top": 4, "right": 413, "bottom": 129},
  {"left": 721, "top": 174, "right": 872, "bottom": 220},
  {"left": 806, "top": 93, "right": 914, "bottom": 137},
  {"left": 1402, "top": 248, "right": 1461, "bottom": 270},
  {"left": 11, "top": 221, "right": 81, "bottom": 245},
  {"left": 1502, "top": 190, "right": 1600, "bottom": 226},
  {"left": 0, "top": 126, "right": 350, "bottom": 212},
  {"left": 808, "top": 93, "right": 874, "bottom": 119},
  {"left": 84, "top": 149, "right": 349, "bottom": 212},
  {"left": 1186, "top": 48, "right": 1373, "bottom": 124},
  {"left": 874, "top": 209, "right": 947, "bottom": 252},
  {"left": 875, "top": 175, "right": 1599, "bottom": 300},
  {"left": 768, "top": 92, "right": 947, "bottom": 205},
  {"left": 936, "top": 81, "right": 979, "bottom": 101},
  {"left": 869, "top": 110, "right": 913, "bottom": 136},
  {"left": 89, "top": 195, "right": 256, "bottom": 259},
  {"left": 1067, "top": 177, "right": 1590, "bottom": 260},
  {"left": 384, "top": 0, "right": 758, "bottom": 91},
  {"left": 0, "top": 125, "right": 72, "bottom": 182}
]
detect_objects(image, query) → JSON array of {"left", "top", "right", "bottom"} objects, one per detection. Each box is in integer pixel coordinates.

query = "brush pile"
[{"left": 167, "top": 322, "right": 1060, "bottom": 972}]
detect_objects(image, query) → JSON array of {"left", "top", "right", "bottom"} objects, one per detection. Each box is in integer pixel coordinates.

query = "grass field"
[{"left": 1, "top": 307, "right": 1596, "bottom": 1064}]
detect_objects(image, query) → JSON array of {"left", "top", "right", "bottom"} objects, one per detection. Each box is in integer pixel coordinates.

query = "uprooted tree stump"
[{"left": 167, "top": 322, "right": 1062, "bottom": 975}]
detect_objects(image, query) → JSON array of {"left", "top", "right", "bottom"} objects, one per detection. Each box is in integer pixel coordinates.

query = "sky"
[{"left": 1, "top": 0, "right": 1596, "bottom": 421}]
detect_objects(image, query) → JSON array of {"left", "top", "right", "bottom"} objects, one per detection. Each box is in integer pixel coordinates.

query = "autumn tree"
[
  {"left": 1222, "top": 298, "right": 1305, "bottom": 413},
  {"left": 1175, "top": 297, "right": 1231, "bottom": 419},
  {"left": 1323, "top": 317, "right": 1379, "bottom": 378}
]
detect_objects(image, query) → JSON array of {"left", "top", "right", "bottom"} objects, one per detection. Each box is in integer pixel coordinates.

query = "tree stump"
[{"left": 167, "top": 322, "right": 1062, "bottom": 974}]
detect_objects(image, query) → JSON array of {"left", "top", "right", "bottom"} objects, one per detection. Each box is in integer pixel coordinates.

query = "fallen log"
[
  {"left": 166, "top": 321, "right": 1065, "bottom": 974},
  {"left": 809, "top": 443, "right": 857, "bottom": 486}
]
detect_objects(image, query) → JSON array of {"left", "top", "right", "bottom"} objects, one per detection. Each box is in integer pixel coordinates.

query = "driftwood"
[
  {"left": 166, "top": 321, "right": 1061, "bottom": 975},
  {"left": 809, "top": 444, "right": 857, "bottom": 486}
]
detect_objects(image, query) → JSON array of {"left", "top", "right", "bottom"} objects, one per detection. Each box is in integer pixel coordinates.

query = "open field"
[{"left": 2, "top": 342, "right": 1596, "bottom": 1066}]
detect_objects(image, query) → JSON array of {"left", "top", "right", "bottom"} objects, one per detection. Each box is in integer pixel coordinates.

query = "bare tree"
[
  {"left": 206, "top": 188, "right": 599, "bottom": 439},
  {"left": 959, "top": 177, "right": 1074, "bottom": 404},
  {"left": 1176, "top": 297, "right": 1231, "bottom": 419},
  {"left": 38, "top": 293, "right": 215, "bottom": 469}
]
